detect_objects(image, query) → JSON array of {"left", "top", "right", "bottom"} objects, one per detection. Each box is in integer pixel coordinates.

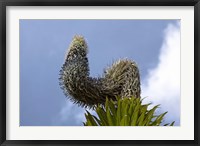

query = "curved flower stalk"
[{"left": 59, "top": 35, "right": 141, "bottom": 107}]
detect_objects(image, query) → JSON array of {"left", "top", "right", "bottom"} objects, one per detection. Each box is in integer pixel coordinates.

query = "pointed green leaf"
[
  {"left": 144, "top": 105, "right": 160, "bottom": 125},
  {"left": 105, "top": 98, "right": 115, "bottom": 125},
  {"left": 109, "top": 99, "right": 117, "bottom": 116},
  {"left": 150, "top": 112, "right": 167, "bottom": 126},
  {"left": 120, "top": 115, "right": 126, "bottom": 126},
  {"left": 131, "top": 108, "right": 139, "bottom": 126},
  {"left": 128, "top": 103, "right": 134, "bottom": 117},
  {"left": 96, "top": 107, "right": 108, "bottom": 126},
  {"left": 92, "top": 115, "right": 102, "bottom": 126},
  {"left": 170, "top": 121, "right": 175, "bottom": 126},
  {"left": 137, "top": 112, "right": 145, "bottom": 126},
  {"left": 85, "top": 110, "right": 98, "bottom": 126},
  {"left": 110, "top": 100, "right": 118, "bottom": 124},
  {"left": 155, "top": 112, "right": 168, "bottom": 125},
  {"left": 116, "top": 99, "right": 122, "bottom": 125},
  {"left": 125, "top": 114, "right": 130, "bottom": 126}
]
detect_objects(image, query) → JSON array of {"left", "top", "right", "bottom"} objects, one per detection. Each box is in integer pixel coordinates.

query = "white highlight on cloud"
[
  {"left": 141, "top": 22, "right": 180, "bottom": 125},
  {"left": 55, "top": 101, "right": 95, "bottom": 126},
  {"left": 59, "top": 103, "right": 83, "bottom": 125}
]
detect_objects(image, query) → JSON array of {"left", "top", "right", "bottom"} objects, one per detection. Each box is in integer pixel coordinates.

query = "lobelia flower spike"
[{"left": 59, "top": 35, "right": 141, "bottom": 108}]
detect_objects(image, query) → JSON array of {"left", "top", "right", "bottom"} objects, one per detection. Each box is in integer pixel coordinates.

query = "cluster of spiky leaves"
[
  {"left": 59, "top": 35, "right": 141, "bottom": 108},
  {"left": 84, "top": 97, "right": 175, "bottom": 126}
]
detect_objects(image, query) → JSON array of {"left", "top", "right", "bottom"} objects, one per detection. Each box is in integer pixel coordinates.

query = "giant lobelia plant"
[{"left": 59, "top": 35, "right": 175, "bottom": 126}]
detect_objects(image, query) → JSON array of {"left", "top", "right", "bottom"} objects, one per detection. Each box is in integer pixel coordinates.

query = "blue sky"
[{"left": 20, "top": 19, "right": 180, "bottom": 126}]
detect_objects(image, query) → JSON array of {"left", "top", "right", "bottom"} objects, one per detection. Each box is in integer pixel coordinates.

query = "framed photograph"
[{"left": 0, "top": 0, "right": 199, "bottom": 145}]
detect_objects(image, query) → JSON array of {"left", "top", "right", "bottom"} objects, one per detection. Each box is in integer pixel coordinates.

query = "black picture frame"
[{"left": 0, "top": 0, "right": 199, "bottom": 146}]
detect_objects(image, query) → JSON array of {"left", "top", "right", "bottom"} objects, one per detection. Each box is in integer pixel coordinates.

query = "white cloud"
[
  {"left": 141, "top": 22, "right": 180, "bottom": 125},
  {"left": 55, "top": 101, "right": 96, "bottom": 126},
  {"left": 59, "top": 102, "right": 84, "bottom": 125},
  {"left": 54, "top": 102, "right": 83, "bottom": 126}
]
